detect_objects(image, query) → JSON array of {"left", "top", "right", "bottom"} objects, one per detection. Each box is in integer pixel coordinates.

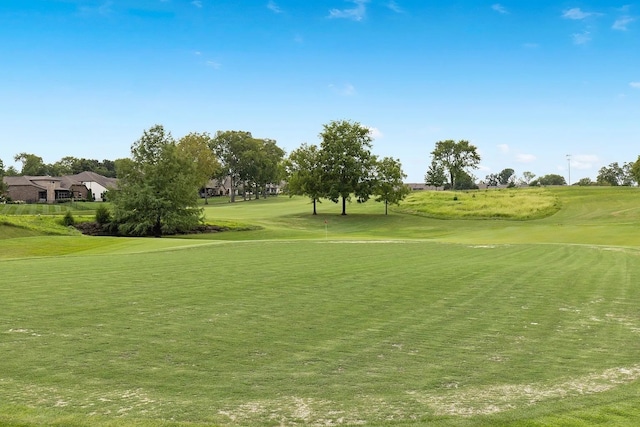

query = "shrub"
[
  {"left": 95, "top": 205, "right": 112, "bottom": 225},
  {"left": 61, "top": 210, "right": 75, "bottom": 226}
]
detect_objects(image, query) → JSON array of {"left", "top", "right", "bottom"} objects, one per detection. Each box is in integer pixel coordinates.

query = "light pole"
[{"left": 566, "top": 154, "right": 571, "bottom": 185}]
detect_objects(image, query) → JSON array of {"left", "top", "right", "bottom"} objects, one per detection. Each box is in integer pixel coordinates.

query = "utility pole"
[{"left": 566, "top": 154, "right": 571, "bottom": 185}]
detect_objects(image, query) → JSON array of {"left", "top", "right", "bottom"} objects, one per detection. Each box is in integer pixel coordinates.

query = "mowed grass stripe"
[{"left": 3, "top": 240, "right": 640, "bottom": 425}]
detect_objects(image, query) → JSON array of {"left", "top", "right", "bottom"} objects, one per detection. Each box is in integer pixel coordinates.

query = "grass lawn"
[{"left": 1, "top": 187, "right": 640, "bottom": 426}]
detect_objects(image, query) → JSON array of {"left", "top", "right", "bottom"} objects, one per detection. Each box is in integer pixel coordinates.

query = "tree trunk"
[
  {"left": 341, "top": 196, "right": 347, "bottom": 215},
  {"left": 153, "top": 216, "right": 162, "bottom": 237},
  {"left": 230, "top": 179, "right": 236, "bottom": 203},
  {"left": 313, "top": 199, "right": 317, "bottom": 215},
  {"left": 385, "top": 200, "right": 388, "bottom": 215}
]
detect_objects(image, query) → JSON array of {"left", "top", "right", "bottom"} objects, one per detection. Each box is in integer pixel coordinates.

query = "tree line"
[
  {"left": 285, "top": 120, "right": 409, "bottom": 216},
  {"left": 4, "top": 153, "right": 118, "bottom": 178},
  {"left": 81, "top": 120, "right": 409, "bottom": 236}
]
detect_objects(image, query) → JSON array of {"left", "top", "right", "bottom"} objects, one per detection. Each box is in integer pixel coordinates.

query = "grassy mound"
[
  {"left": 396, "top": 188, "right": 560, "bottom": 220},
  {"left": 0, "top": 214, "right": 81, "bottom": 239}
]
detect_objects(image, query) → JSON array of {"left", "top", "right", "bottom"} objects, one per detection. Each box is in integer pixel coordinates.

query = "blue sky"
[{"left": 1, "top": 0, "right": 639, "bottom": 183}]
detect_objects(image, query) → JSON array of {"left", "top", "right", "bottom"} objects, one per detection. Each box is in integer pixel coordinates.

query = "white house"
[{"left": 68, "top": 171, "right": 117, "bottom": 202}]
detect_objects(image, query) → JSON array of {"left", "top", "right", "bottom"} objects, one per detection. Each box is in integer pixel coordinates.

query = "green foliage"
[
  {"left": 577, "top": 177, "right": 594, "bottom": 186},
  {"left": 61, "top": 210, "right": 75, "bottom": 226},
  {"left": 521, "top": 171, "right": 536, "bottom": 185},
  {"left": 535, "top": 173, "right": 567, "bottom": 186},
  {"left": 284, "top": 143, "right": 325, "bottom": 214},
  {"left": 110, "top": 125, "right": 203, "bottom": 236},
  {"left": 13, "top": 152, "right": 47, "bottom": 175},
  {"left": 0, "top": 158, "right": 7, "bottom": 201},
  {"left": 177, "top": 132, "right": 221, "bottom": 201},
  {"left": 211, "top": 130, "right": 255, "bottom": 203},
  {"left": 429, "top": 139, "right": 481, "bottom": 190},
  {"left": 372, "top": 156, "right": 410, "bottom": 214},
  {"left": 424, "top": 159, "right": 446, "bottom": 187},
  {"left": 94, "top": 204, "right": 111, "bottom": 225},
  {"left": 597, "top": 162, "right": 635, "bottom": 186},
  {"left": 498, "top": 167, "right": 515, "bottom": 185},
  {"left": 631, "top": 156, "right": 640, "bottom": 184},
  {"left": 320, "top": 119, "right": 375, "bottom": 215}
]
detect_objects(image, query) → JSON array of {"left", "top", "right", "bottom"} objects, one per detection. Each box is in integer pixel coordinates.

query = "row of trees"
[
  {"left": 424, "top": 140, "right": 481, "bottom": 190},
  {"left": 108, "top": 125, "right": 287, "bottom": 235},
  {"left": 6, "top": 153, "right": 118, "bottom": 177},
  {"left": 106, "top": 120, "right": 408, "bottom": 236},
  {"left": 481, "top": 159, "right": 640, "bottom": 188},
  {"left": 285, "top": 120, "right": 409, "bottom": 215}
]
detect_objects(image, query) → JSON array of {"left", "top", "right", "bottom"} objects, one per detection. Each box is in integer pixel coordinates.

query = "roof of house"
[
  {"left": 3, "top": 176, "right": 47, "bottom": 189},
  {"left": 3, "top": 175, "right": 82, "bottom": 191},
  {"left": 68, "top": 171, "right": 117, "bottom": 188}
]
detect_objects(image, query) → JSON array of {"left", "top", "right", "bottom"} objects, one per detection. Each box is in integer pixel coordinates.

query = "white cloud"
[
  {"left": 367, "top": 127, "right": 383, "bottom": 139},
  {"left": 267, "top": 1, "right": 283, "bottom": 14},
  {"left": 572, "top": 31, "right": 591, "bottom": 45},
  {"left": 328, "top": 83, "right": 356, "bottom": 96},
  {"left": 206, "top": 61, "right": 221, "bottom": 69},
  {"left": 492, "top": 4, "right": 508, "bottom": 14},
  {"left": 497, "top": 144, "right": 510, "bottom": 153},
  {"left": 630, "top": 82, "right": 640, "bottom": 89},
  {"left": 571, "top": 154, "right": 598, "bottom": 170},
  {"left": 387, "top": 1, "right": 403, "bottom": 13},
  {"left": 191, "top": 0, "right": 202, "bottom": 8},
  {"left": 562, "top": 8, "right": 596, "bottom": 20},
  {"left": 613, "top": 16, "right": 635, "bottom": 30},
  {"left": 516, "top": 154, "right": 536, "bottom": 163},
  {"left": 328, "top": 0, "right": 369, "bottom": 21}
]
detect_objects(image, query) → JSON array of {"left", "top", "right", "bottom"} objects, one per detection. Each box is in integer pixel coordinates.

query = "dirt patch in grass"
[
  {"left": 409, "top": 364, "right": 640, "bottom": 417},
  {"left": 215, "top": 365, "right": 640, "bottom": 424}
]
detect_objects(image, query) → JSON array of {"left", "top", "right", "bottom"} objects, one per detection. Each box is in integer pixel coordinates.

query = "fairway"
[{"left": 2, "top": 187, "right": 640, "bottom": 426}]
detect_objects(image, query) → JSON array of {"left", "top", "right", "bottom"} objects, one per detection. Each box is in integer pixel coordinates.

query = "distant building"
[
  {"left": 3, "top": 172, "right": 117, "bottom": 204},
  {"left": 67, "top": 171, "right": 117, "bottom": 202}
]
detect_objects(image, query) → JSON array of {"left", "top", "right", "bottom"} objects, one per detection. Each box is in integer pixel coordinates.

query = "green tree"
[
  {"left": 425, "top": 160, "right": 446, "bottom": 188},
  {"left": 429, "top": 140, "right": 481, "bottom": 190},
  {"left": 484, "top": 173, "right": 499, "bottom": 187},
  {"left": 631, "top": 156, "right": 640, "bottom": 185},
  {"left": 110, "top": 125, "right": 203, "bottom": 237},
  {"left": 0, "top": 158, "right": 7, "bottom": 200},
  {"left": 253, "top": 138, "right": 285, "bottom": 199},
  {"left": 498, "top": 168, "right": 515, "bottom": 185},
  {"left": 453, "top": 170, "right": 478, "bottom": 190},
  {"left": 373, "top": 157, "right": 410, "bottom": 215},
  {"left": 178, "top": 132, "right": 221, "bottom": 205},
  {"left": 285, "top": 143, "right": 325, "bottom": 215},
  {"left": 50, "top": 156, "right": 78, "bottom": 175},
  {"left": 320, "top": 120, "right": 375, "bottom": 215},
  {"left": 536, "top": 174, "right": 567, "bottom": 186},
  {"left": 211, "top": 130, "right": 255, "bottom": 203},
  {"left": 577, "top": 177, "right": 594, "bottom": 186},
  {"left": 596, "top": 162, "right": 630, "bottom": 186},
  {"left": 521, "top": 171, "right": 536, "bottom": 185},
  {"left": 14, "top": 153, "right": 47, "bottom": 176}
]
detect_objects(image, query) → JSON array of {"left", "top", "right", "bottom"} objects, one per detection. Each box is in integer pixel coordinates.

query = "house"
[
  {"left": 3, "top": 176, "right": 88, "bottom": 204},
  {"left": 406, "top": 183, "right": 445, "bottom": 191},
  {"left": 199, "top": 177, "right": 283, "bottom": 198},
  {"left": 68, "top": 171, "right": 117, "bottom": 202}
]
